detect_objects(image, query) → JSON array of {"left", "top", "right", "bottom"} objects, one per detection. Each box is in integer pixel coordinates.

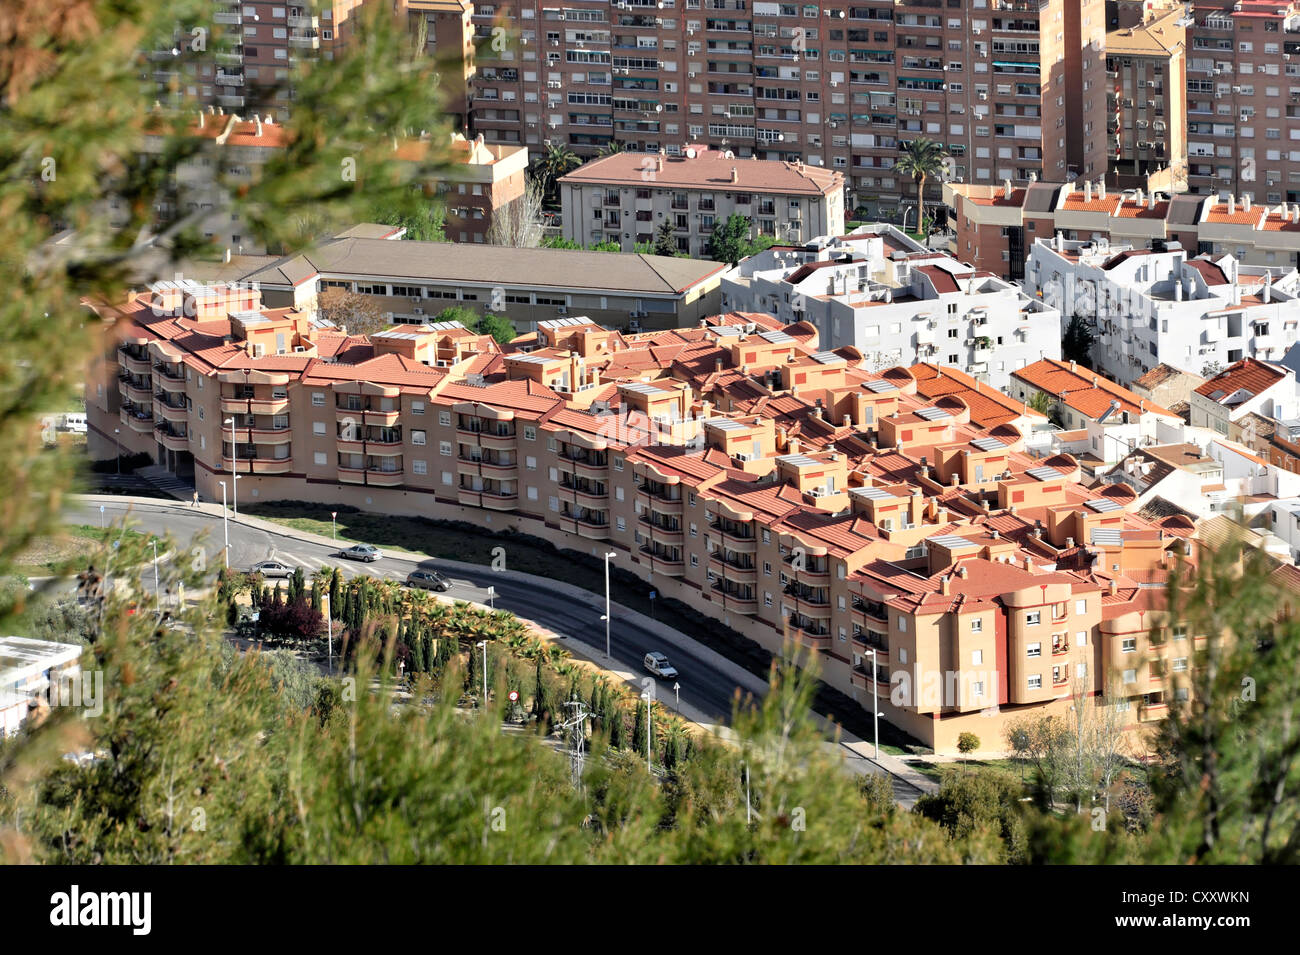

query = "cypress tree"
[
  {"left": 632, "top": 701, "right": 646, "bottom": 757},
  {"left": 272, "top": 583, "right": 284, "bottom": 609},
  {"left": 609, "top": 702, "right": 625, "bottom": 750},
  {"left": 328, "top": 570, "right": 341, "bottom": 618}
]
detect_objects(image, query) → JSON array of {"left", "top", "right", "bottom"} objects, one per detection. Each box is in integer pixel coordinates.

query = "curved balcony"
[
  {"left": 478, "top": 431, "right": 516, "bottom": 452},
  {"left": 637, "top": 487, "right": 684, "bottom": 513},
  {"left": 124, "top": 380, "right": 153, "bottom": 402},
  {"left": 1138, "top": 701, "right": 1168, "bottom": 723},
  {"left": 574, "top": 517, "right": 610, "bottom": 540},
  {"left": 790, "top": 625, "right": 832, "bottom": 653},
  {"left": 366, "top": 441, "right": 404, "bottom": 457},
  {"left": 363, "top": 408, "right": 400, "bottom": 427},
  {"left": 224, "top": 455, "right": 293, "bottom": 475},
  {"left": 337, "top": 437, "right": 366, "bottom": 454},
  {"left": 155, "top": 371, "right": 187, "bottom": 392},
  {"left": 852, "top": 597, "right": 889, "bottom": 624},
  {"left": 250, "top": 428, "right": 292, "bottom": 445},
  {"left": 154, "top": 400, "right": 189, "bottom": 424},
  {"left": 155, "top": 427, "right": 190, "bottom": 453},
  {"left": 224, "top": 395, "right": 290, "bottom": 416},
  {"left": 711, "top": 581, "right": 759, "bottom": 616},
  {"left": 647, "top": 521, "right": 684, "bottom": 547},
  {"left": 119, "top": 351, "right": 153, "bottom": 375},
  {"left": 714, "top": 525, "right": 758, "bottom": 553},
  {"left": 638, "top": 545, "right": 685, "bottom": 577},
  {"left": 709, "top": 553, "right": 758, "bottom": 583},
  {"left": 124, "top": 410, "right": 154, "bottom": 433},
  {"left": 851, "top": 633, "right": 889, "bottom": 664},
  {"left": 570, "top": 487, "right": 608, "bottom": 508},
  {"left": 786, "top": 590, "right": 832, "bottom": 616},
  {"left": 367, "top": 469, "right": 404, "bottom": 487},
  {"left": 788, "top": 562, "right": 832, "bottom": 586},
  {"left": 572, "top": 459, "right": 610, "bottom": 481},
  {"left": 480, "top": 491, "right": 519, "bottom": 511},
  {"left": 338, "top": 466, "right": 366, "bottom": 484},
  {"left": 851, "top": 664, "right": 889, "bottom": 692}
]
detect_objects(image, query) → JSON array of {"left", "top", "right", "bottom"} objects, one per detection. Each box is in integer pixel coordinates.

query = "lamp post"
[
  {"left": 331, "top": 510, "right": 337, "bottom": 544},
  {"left": 151, "top": 539, "right": 160, "bottom": 614},
  {"left": 476, "top": 640, "right": 488, "bottom": 705},
  {"left": 114, "top": 429, "right": 121, "bottom": 473},
  {"left": 602, "top": 551, "right": 616, "bottom": 659},
  {"left": 323, "top": 591, "right": 333, "bottom": 676},
  {"left": 224, "top": 417, "right": 237, "bottom": 514},
  {"left": 865, "top": 647, "right": 881, "bottom": 760},
  {"left": 218, "top": 480, "right": 230, "bottom": 568}
]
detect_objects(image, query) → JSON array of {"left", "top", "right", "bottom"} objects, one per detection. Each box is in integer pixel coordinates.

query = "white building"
[
  {"left": 1188, "top": 358, "right": 1299, "bottom": 437},
  {"left": 721, "top": 226, "right": 1060, "bottom": 390},
  {"left": 0, "top": 637, "right": 83, "bottom": 738},
  {"left": 1024, "top": 235, "right": 1300, "bottom": 387}
]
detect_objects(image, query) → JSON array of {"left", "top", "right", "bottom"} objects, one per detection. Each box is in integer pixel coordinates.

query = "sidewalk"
[{"left": 76, "top": 493, "right": 937, "bottom": 796}]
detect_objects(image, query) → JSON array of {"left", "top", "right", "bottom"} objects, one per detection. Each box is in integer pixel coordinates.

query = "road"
[{"left": 66, "top": 498, "right": 930, "bottom": 805}]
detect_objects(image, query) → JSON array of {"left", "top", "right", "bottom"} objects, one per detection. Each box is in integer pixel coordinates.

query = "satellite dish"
[
  {"left": 685, "top": 147, "right": 697, "bottom": 159},
  {"left": 724, "top": 150, "right": 734, "bottom": 159}
]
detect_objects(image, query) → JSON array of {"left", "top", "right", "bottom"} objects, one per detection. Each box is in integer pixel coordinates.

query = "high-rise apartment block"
[{"left": 422, "top": 0, "right": 1108, "bottom": 221}]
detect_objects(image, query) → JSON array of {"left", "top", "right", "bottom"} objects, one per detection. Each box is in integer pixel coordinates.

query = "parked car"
[
  {"left": 249, "top": 559, "right": 295, "bottom": 579},
  {"left": 406, "top": 569, "right": 452, "bottom": 592},
  {"left": 643, "top": 651, "right": 678, "bottom": 680},
  {"left": 340, "top": 543, "right": 382, "bottom": 562}
]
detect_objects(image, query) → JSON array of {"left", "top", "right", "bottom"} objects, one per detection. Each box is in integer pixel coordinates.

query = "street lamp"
[
  {"left": 323, "top": 591, "right": 333, "bottom": 676},
  {"left": 641, "top": 682, "right": 654, "bottom": 773},
  {"left": 151, "top": 539, "right": 160, "bottom": 614},
  {"left": 865, "top": 647, "right": 881, "bottom": 760},
  {"left": 218, "top": 480, "right": 230, "bottom": 568},
  {"left": 224, "top": 417, "right": 237, "bottom": 514},
  {"left": 330, "top": 510, "right": 337, "bottom": 544},
  {"left": 476, "top": 639, "right": 488, "bottom": 705},
  {"left": 602, "top": 551, "right": 616, "bottom": 659},
  {"left": 114, "top": 428, "right": 121, "bottom": 473}
]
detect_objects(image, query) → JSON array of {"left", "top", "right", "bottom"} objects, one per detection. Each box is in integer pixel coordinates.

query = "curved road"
[{"left": 66, "top": 497, "right": 930, "bottom": 806}]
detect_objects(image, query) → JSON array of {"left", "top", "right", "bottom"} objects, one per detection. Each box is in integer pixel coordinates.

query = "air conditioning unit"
[
  {"left": 978, "top": 92, "right": 988, "bottom": 101},
  {"left": 293, "top": 345, "right": 307, "bottom": 353},
  {"left": 413, "top": 307, "right": 425, "bottom": 315}
]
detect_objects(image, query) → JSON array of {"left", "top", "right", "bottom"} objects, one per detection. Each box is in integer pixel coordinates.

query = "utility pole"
[
  {"left": 151, "top": 539, "right": 160, "bottom": 615},
  {"left": 324, "top": 591, "right": 333, "bottom": 676},
  {"left": 561, "top": 699, "right": 588, "bottom": 790},
  {"left": 219, "top": 481, "right": 229, "bottom": 568},
  {"left": 225, "top": 417, "right": 238, "bottom": 514},
  {"left": 476, "top": 639, "right": 488, "bottom": 705}
]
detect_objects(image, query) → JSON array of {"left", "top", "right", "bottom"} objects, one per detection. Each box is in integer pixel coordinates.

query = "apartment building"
[
  {"left": 1010, "top": 356, "right": 1183, "bottom": 476},
  {"left": 0, "top": 638, "right": 84, "bottom": 738},
  {"left": 720, "top": 226, "right": 1060, "bottom": 389},
  {"left": 1184, "top": 0, "right": 1300, "bottom": 202},
  {"left": 425, "top": 0, "right": 1108, "bottom": 222},
  {"left": 229, "top": 234, "right": 726, "bottom": 331},
  {"left": 1024, "top": 233, "right": 1300, "bottom": 385},
  {"left": 948, "top": 178, "right": 1300, "bottom": 276},
  {"left": 395, "top": 132, "right": 532, "bottom": 243},
  {"left": 88, "top": 278, "right": 1218, "bottom": 752},
  {"left": 1105, "top": 6, "right": 1189, "bottom": 187},
  {"left": 152, "top": 2, "right": 371, "bottom": 120},
  {"left": 557, "top": 146, "right": 844, "bottom": 253},
  {"left": 1188, "top": 355, "right": 1297, "bottom": 433}
]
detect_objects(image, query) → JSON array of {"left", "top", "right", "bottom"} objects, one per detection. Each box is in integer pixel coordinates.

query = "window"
[
  {"left": 527, "top": 486, "right": 538, "bottom": 501},
  {"left": 439, "top": 411, "right": 452, "bottom": 427},
  {"left": 613, "top": 456, "right": 624, "bottom": 471},
  {"left": 313, "top": 451, "right": 327, "bottom": 466},
  {"left": 689, "top": 523, "right": 698, "bottom": 537},
  {"left": 524, "top": 425, "right": 537, "bottom": 441},
  {"left": 1025, "top": 611, "right": 1041, "bottom": 626},
  {"left": 971, "top": 618, "right": 983, "bottom": 633},
  {"left": 897, "top": 616, "right": 907, "bottom": 633},
  {"left": 525, "top": 455, "right": 537, "bottom": 470},
  {"left": 1121, "top": 637, "right": 1137, "bottom": 653},
  {"left": 442, "top": 472, "right": 454, "bottom": 486},
  {"left": 1173, "top": 657, "right": 1189, "bottom": 672},
  {"left": 972, "top": 649, "right": 983, "bottom": 665},
  {"left": 1075, "top": 599, "right": 1087, "bottom": 614},
  {"left": 1027, "top": 642, "right": 1041, "bottom": 658},
  {"left": 1122, "top": 668, "right": 1137, "bottom": 684},
  {"left": 616, "top": 517, "right": 626, "bottom": 532},
  {"left": 1076, "top": 662, "right": 1087, "bottom": 680},
  {"left": 411, "top": 401, "right": 425, "bottom": 415},
  {"left": 411, "top": 430, "right": 427, "bottom": 446},
  {"left": 312, "top": 422, "right": 326, "bottom": 436},
  {"left": 412, "top": 460, "right": 428, "bottom": 475},
  {"left": 1028, "top": 675, "right": 1042, "bottom": 690},
  {"left": 972, "top": 681, "right": 985, "bottom": 697},
  {"left": 689, "top": 554, "right": 699, "bottom": 567},
  {"left": 763, "top": 561, "right": 772, "bottom": 576},
  {"left": 311, "top": 392, "right": 325, "bottom": 407},
  {"left": 439, "top": 441, "right": 452, "bottom": 456}
]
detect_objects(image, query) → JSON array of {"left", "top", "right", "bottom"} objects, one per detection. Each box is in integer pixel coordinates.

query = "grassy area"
[
  {"left": 246, "top": 500, "right": 926, "bottom": 756},
  {"left": 10, "top": 523, "right": 155, "bottom": 578}
]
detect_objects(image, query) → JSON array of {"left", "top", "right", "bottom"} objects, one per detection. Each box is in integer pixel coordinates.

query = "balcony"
[
  {"left": 155, "top": 425, "right": 189, "bottom": 453},
  {"left": 711, "top": 580, "right": 758, "bottom": 615},
  {"left": 289, "top": 33, "right": 321, "bottom": 50},
  {"left": 216, "top": 93, "right": 245, "bottom": 108},
  {"left": 122, "top": 378, "right": 153, "bottom": 402},
  {"left": 224, "top": 395, "right": 289, "bottom": 415},
  {"left": 709, "top": 553, "right": 757, "bottom": 582},
  {"left": 1138, "top": 701, "right": 1169, "bottom": 723},
  {"left": 287, "top": 14, "right": 319, "bottom": 29},
  {"left": 477, "top": 430, "right": 516, "bottom": 452},
  {"left": 153, "top": 397, "right": 189, "bottom": 423},
  {"left": 712, "top": 523, "right": 757, "bottom": 553},
  {"left": 119, "top": 348, "right": 152, "bottom": 375},
  {"left": 366, "top": 469, "right": 404, "bottom": 488},
  {"left": 249, "top": 427, "right": 292, "bottom": 445},
  {"left": 852, "top": 597, "right": 889, "bottom": 622},
  {"left": 638, "top": 545, "right": 684, "bottom": 576},
  {"left": 122, "top": 408, "right": 154, "bottom": 432},
  {"left": 851, "top": 664, "right": 889, "bottom": 692},
  {"left": 224, "top": 455, "right": 293, "bottom": 475},
  {"left": 790, "top": 624, "right": 831, "bottom": 653},
  {"left": 214, "top": 11, "right": 242, "bottom": 24}
]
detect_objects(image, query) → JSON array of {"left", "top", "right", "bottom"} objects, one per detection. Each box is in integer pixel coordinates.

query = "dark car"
[{"left": 406, "top": 569, "right": 452, "bottom": 592}]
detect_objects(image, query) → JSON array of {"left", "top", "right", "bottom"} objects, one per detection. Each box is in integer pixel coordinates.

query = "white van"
[{"left": 62, "top": 413, "right": 87, "bottom": 433}]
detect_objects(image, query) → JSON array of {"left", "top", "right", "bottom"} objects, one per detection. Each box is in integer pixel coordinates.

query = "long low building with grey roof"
[{"left": 236, "top": 232, "right": 726, "bottom": 333}]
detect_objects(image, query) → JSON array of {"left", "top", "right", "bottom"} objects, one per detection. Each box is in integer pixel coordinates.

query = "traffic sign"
[
  {"left": 508, "top": 690, "right": 519, "bottom": 702},
  {"left": 649, "top": 590, "right": 657, "bottom": 600}
]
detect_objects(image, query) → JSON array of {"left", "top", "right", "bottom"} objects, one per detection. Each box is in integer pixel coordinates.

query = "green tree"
[
  {"left": 653, "top": 219, "right": 678, "bottom": 257},
  {"left": 475, "top": 311, "right": 518, "bottom": 345},
  {"left": 706, "top": 213, "right": 754, "bottom": 267},
  {"left": 532, "top": 143, "right": 581, "bottom": 206},
  {"left": 894, "top": 138, "right": 949, "bottom": 238},
  {"left": 597, "top": 140, "right": 627, "bottom": 156},
  {"left": 956, "top": 731, "right": 980, "bottom": 771},
  {"left": 1062, "top": 314, "right": 1098, "bottom": 366}
]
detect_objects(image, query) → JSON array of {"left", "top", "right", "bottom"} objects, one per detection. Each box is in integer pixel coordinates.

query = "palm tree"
[
  {"left": 533, "top": 143, "right": 581, "bottom": 204},
  {"left": 894, "top": 138, "right": 949, "bottom": 238},
  {"left": 598, "top": 139, "right": 626, "bottom": 156}
]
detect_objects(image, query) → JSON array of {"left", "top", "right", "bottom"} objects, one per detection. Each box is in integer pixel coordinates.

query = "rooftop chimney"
[
  {"left": 1229, "top": 195, "right": 1236, "bottom": 216},
  {"left": 940, "top": 575, "right": 952, "bottom": 595},
  {"left": 1003, "top": 178, "right": 1012, "bottom": 200},
  {"left": 731, "top": 166, "right": 739, "bottom": 184},
  {"left": 1243, "top": 195, "right": 1252, "bottom": 213},
  {"left": 1098, "top": 179, "right": 1106, "bottom": 200},
  {"left": 1085, "top": 180, "right": 1093, "bottom": 203},
  {"left": 958, "top": 564, "right": 969, "bottom": 579},
  {"left": 255, "top": 114, "right": 263, "bottom": 137}
]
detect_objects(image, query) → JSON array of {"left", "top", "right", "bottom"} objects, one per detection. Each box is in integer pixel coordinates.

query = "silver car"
[
  {"left": 340, "top": 543, "right": 382, "bottom": 562},
  {"left": 249, "top": 559, "right": 294, "bottom": 579}
]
